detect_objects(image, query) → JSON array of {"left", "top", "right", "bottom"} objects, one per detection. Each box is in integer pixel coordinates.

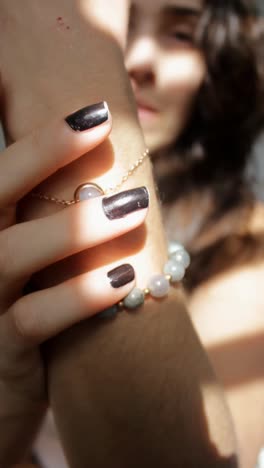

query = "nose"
[{"left": 125, "top": 35, "right": 156, "bottom": 87}]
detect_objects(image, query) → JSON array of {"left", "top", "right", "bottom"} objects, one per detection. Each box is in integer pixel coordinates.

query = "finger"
[
  {"left": 0, "top": 101, "right": 111, "bottom": 207},
  {"left": 0, "top": 187, "right": 149, "bottom": 281},
  {"left": 5, "top": 263, "right": 136, "bottom": 347}
]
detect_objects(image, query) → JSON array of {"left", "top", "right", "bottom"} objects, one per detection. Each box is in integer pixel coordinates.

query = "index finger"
[{"left": 0, "top": 101, "right": 111, "bottom": 207}]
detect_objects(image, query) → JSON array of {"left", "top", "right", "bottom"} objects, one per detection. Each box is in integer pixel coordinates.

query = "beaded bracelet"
[{"left": 99, "top": 242, "right": 190, "bottom": 318}]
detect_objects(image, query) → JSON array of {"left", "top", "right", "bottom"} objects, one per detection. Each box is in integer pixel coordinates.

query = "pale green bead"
[
  {"left": 99, "top": 305, "right": 119, "bottom": 319},
  {"left": 164, "top": 260, "right": 185, "bottom": 282},
  {"left": 148, "top": 274, "right": 170, "bottom": 298},
  {"left": 170, "top": 249, "right": 190, "bottom": 269},
  {"left": 124, "top": 288, "right": 145, "bottom": 309}
]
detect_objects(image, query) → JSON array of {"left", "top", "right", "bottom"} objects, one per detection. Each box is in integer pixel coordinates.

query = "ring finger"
[{"left": 5, "top": 262, "right": 136, "bottom": 347}]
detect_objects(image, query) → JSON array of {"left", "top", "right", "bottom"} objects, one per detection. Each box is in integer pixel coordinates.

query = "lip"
[
  {"left": 136, "top": 98, "right": 158, "bottom": 113},
  {"left": 136, "top": 99, "right": 159, "bottom": 123}
]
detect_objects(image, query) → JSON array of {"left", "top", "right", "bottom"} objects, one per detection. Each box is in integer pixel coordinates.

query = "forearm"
[
  {"left": 0, "top": 1, "right": 238, "bottom": 466},
  {"left": 47, "top": 292, "right": 238, "bottom": 468}
]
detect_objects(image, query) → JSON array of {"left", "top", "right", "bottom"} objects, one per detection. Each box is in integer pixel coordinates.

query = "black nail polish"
[
  {"left": 102, "top": 187, "right": 149, "bottom": 220},
  {"left": 65, "top": 101, "right": 108, "bottom": 131},
  {"left": 107, "top": 264, "right": 135, "bottom": 288}
]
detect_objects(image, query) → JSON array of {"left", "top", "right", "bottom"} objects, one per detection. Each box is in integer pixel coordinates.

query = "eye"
[{"left": 169, "top": 30, "right": 193, "bottom": 44}]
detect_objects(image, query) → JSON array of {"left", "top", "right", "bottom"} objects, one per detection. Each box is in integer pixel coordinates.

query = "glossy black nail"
[
  {"left": 102, "top": 186, "right": 149, "bottom": 220},
  {"left": 107, "top": 264, "right": 135, "bottom": 289},
  {"left": 65, "top": 101, "right": 108, "bottom": 131}
]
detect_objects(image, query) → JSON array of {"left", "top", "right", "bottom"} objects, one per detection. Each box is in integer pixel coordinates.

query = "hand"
[{"left": 0, "top": 101, "right": 148, "bottom": 464}]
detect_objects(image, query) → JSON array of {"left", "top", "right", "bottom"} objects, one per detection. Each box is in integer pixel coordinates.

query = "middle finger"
[{"left": 0, "top": 187, "right": 149, "bottom": 281}]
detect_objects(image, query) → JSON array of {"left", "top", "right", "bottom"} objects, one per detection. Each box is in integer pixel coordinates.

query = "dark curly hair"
[{"left": 155, "top": 0, "right": 264, "bottom": 290}]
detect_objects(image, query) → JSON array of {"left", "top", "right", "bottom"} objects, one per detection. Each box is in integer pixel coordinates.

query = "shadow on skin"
[
  {"left": 207, "top": 331, "right": 264, "bottom": 389},
  {"left": 44, "top": 293, "right": 239, "bottom": 468},
  {"left": 28, "top": 224, "right": 147, "bottom": 290},
  {"left": 31, "top": 138, "right": 116, "bottom": 200}
]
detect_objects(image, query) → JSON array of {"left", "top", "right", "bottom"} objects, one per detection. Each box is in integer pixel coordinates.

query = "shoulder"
[
  {"left": 188, "top": 231, "right": 264, "bottom": 466},
  {"left": 188, "top": 259, "right": 264, "bottom": 347}
]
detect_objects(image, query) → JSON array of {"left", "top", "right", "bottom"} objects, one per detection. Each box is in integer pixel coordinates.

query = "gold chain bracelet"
[{"left": 30, "top": 148, "right": 150, "bottom": 206}]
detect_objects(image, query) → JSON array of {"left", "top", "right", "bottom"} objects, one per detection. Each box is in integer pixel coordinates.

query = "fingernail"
[
  {"left": 65, "top": 101, "right": 109, "bottom": 131},
  {"left": 102, "top": 186, "right": 149, "bottom": 220},
  {"left": 107, "top": 264, "right": 135, "bottom": 288}
]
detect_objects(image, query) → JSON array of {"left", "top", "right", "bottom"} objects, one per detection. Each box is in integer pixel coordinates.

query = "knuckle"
[{"left": 9, "top": 298, "right": 38, "bottom": 346}]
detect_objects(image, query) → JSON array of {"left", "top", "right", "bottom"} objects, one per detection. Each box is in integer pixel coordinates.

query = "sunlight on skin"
[
  {"left": 189, "top": 265, "right": 264, "bottom": 347},
  {"left": 159, "top": 51, "right": 206, "bottom": 88},
  {"left": 77, "top": 0, "right": 129, "bottom": 49},
  {"left": 201, "top": 381, "right": 238, "bottom": 458},
  {"left": 53, "top": 195, "right": 148, "bottom": 256},
  {"left": 147, "top": 51, "right": 206, "bottom": 150}
]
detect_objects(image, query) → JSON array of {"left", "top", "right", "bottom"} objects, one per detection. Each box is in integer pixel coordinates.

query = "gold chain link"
[
  {"left": 30, "top": 148, "right": 149, "bottom": 206},
  {"left": 30, "top": 192, "right": 76, "bottom": 206}
]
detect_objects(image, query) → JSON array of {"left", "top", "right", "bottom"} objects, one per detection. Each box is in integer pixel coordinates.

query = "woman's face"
[{"left": 125, "top": 0, "right": 206, "bottom": 153}]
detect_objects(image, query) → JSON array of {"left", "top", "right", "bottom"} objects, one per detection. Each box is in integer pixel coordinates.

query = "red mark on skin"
[
  {"left": 56, "top": 17, "right": 70, "bottom": 30},
  {"left": 57, "top": 17, "right": 64, "bottom": 25}
]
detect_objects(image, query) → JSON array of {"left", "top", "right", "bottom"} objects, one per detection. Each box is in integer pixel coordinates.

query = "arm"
[
  {"left": 0, "top": 1, "right": 238, "bottom": 466},
  {"left": 47, "top": 291, "right": 238, "bottom": 468}
]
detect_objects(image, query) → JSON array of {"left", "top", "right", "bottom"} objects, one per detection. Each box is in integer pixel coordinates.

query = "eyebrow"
[{"left": 162, "top": 5, "right": 201, "bottom": 17}]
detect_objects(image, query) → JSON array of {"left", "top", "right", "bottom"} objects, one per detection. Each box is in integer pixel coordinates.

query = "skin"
[
  {"left": 33, "top": 0, "right": 242, "bottom": 466},
  {"left": 0, "top": 106, "right": 151, "bottom": 466},
  {"left": 123, "top": 1, "right": 264, "bottom": 467},
  {"left": 188, "top": 237, "right": 264, "bottom": 468},
  {"left": 35, "top": 1, "right": 208, "bottom": 461},
  {"left": 0, "top": 0, "right": 166, "bottom": 464},
  {"left": 0, "top": 0, "right": 239, "bottom": 466}
]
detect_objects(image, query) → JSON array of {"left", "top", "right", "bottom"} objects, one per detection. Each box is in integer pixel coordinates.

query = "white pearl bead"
[
  {"left": 164, "top": 260, "right": 185, "bottom": 282},
  {"left": 168, "top": 241, "right": 184, "bottom": 256},
  {"left": 74, "top": 183, "right": 104, "bottom": 202},
  {"left": 170, "top": 249, "right": 190, "bottom": 269},
  {"left": 148, "top": 274, "right": 170, "bottom": 298},
  {"left": 79, "top": 185, "right": 103, "bottom": 201}
]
